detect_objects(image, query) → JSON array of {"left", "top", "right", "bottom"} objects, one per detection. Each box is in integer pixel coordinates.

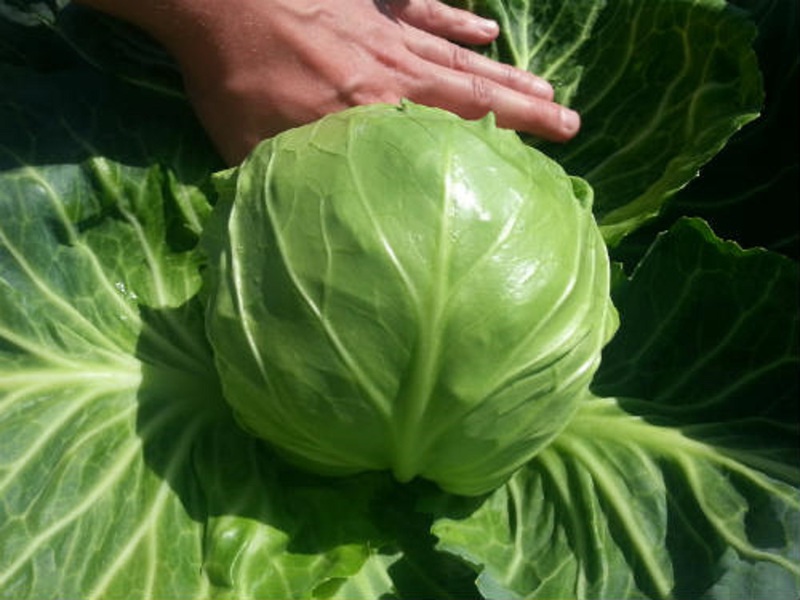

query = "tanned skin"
[{"left": 76, "top": 0, "right": 581, "bottom": 165}]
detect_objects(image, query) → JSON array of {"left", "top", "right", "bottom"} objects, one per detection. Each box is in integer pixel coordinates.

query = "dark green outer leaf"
[
  {"left": 633, "top": 0, "right": 799, "bottom": 260},
  {"left": 455, "top": 0, "right": 764, "bottom": 244},
  {"left": 53, "top": 5, "right": 185, "bottom": 98},
  {"left": 458, "top": 0, "right": 605, "bottom": 105},
  {"left": 0, "top": 0, "right": 66, "bottom": 27},
  {"left": 0, "top": 1, "right": 183, "bottom": 95},
  {"left": 595, "top": 218, "right": 799, "bottom": 434},
  {"left": 608, "top": 0, "right": 799, "bottom": 272},
  {"left": 460, "top": 0, "right": 606, "bottom": 105}
]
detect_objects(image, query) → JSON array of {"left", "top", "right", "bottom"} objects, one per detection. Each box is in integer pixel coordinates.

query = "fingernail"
[
  {"left": 532, "top": 78, "right": 554, "bottom": 99},
  {"left": 478, "top": 18, "right": 499, "bottom": 36},
  {"left": 560, "top": 108, "right": 581, "bottom": 136}
]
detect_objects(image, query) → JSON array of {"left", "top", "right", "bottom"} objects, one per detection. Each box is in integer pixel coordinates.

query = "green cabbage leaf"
[{"left": 1, "top": 0, "right": 797, "bottom": 598}]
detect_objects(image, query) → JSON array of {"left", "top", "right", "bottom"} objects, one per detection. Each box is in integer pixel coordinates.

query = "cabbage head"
[{"left": 202, "top": 102, "right": 617, "bottom": 496}]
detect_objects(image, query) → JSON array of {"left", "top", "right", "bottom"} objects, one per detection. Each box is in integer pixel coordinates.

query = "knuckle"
[
  {"left": 469, "top": 75, "right": 495, "bottom": 110},
  {"left": 500, "top": 63, "right": 524, "bottom": 88},
  {"left": 449, "top": 45, "right": 473, "bottom": 72},
  {"left": 423, "top": 0, "right": 448, "bottom": 25}
]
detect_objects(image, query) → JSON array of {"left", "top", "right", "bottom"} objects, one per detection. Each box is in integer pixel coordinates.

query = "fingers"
[
  {"left": 386, "top": 0, "right": 500, "bottom": 45},
  {"left": 409, "top": 60, "right": 581, "bottom": 142},
  {"left": 379, "top": 0, "right": 578, "bottom": 141},
  {"left": 403, "top": 26, "right": 554, "bottom": 101}
]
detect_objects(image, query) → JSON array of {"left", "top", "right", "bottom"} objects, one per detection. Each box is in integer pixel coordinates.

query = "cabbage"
[
  {"left": 3, "top": 1, "right": 798, "bottom": 597},
  {"left": 203, "top": 102, "right": 617, "bottom": 495}
]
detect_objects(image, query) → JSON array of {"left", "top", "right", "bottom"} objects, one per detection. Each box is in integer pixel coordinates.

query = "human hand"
[{"left": 77, "top": 0, "right": 581, "bottom": 165}]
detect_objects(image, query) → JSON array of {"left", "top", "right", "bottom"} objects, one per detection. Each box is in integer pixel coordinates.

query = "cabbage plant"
[
  {"left": 203, "top": 103, "right": 618, "bottom": 496},
  {"left": 1, "top": 0, "right": 798, "bottom": 599}
]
